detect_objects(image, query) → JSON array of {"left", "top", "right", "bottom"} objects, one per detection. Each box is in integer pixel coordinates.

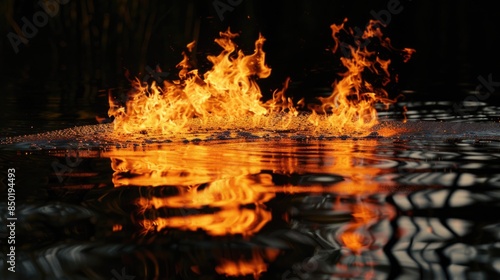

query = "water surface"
[{"left": 1, "top": 102, "right": 500, "bottom": 279}]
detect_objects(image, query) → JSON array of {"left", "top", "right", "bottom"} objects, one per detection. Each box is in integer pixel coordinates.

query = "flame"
[
  {"left": 307, "top": 19, "right": 414, "bottom": 135},
  {"left": 108, "top": 21, "right": 414, "bottom": 137},
  {"left": 109, "top": 29, "right": 273, "bottom": 135},
  {"left": 402, "top": 48, "right": 417, "bottom": 63}
]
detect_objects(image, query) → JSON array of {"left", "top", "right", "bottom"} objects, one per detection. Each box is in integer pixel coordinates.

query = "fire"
[
  {"left": 109, "top": 29, "right": 272, "bottom": 135},
  {"left": 108, "top": 20, "right": 414, "bottom": 137},
  {"left": 307, "top": 19, "right": 414, "bottom": 135}
]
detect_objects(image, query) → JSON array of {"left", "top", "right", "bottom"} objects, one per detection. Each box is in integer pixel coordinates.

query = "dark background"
[{"left": 1, "top": 0, "right": 499, "bottom": 134}]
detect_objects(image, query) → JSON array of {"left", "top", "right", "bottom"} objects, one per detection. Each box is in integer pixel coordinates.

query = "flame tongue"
[
  {"left": 190, "top": 30, "right": 270, "bottom": 119},
  {"left": 308, "top": 19, "right": 412, "bottom": 135},
  {"left": 109, "top": 29, "right": 272, "bottom": 134},
  {"left": 109, "top": 20, "right": 414, "bottom": 137}
]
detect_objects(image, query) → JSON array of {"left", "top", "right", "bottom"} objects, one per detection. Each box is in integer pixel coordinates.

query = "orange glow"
[
  {"left": 136, "top": 175, "right": 274, "bottom": 236},
  {"left": 215, "top": 249, "right": 277, "bottom": 279},
  {"left": 376, "top": 124, "right": 401, "bottom": 137},
  {"left": 112, "top": 224, "right": 122, "bottom": 232},
  {"left": 103, "top": 139, "right": 396, "bottom": 237},
  {"left": 108, "top": 21, "right": 414, "bottom": 137},
  {"left": 336, "top": 198, "right": 395, "bottom": 261},
  {"left": 105, "top": 145, "right": 265, "bottom": 187},
  {"left": 137, "top": 175, "right": 275, "bottom": 209},
  {"left": 341, "top": 231, "right": 367, "bottom": 253},
  {"left": 338, "top": 203, "right": 380, "bottom": 253},
  {"left": 402, "top": 105, "right": 408, "bottom": 123},
  {"left": 109, "top": 29, "right": 273, "bottom": 135},
  {"left": 351, "top": 204, "right": 378, "bottom": 224},
  {"left": 324, "top": 140, "right": 391, "bottom": 195},
  {"left": 140, "top": 207, "right": 271, "bottom": 237},
  {"left": 307, "top": 19, "right": 415, "bottom": 135},
  {"left": 402, "top": 48, "right": 417, "bottom": 63}
]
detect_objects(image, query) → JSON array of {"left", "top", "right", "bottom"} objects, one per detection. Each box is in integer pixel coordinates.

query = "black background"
[{"left": 1, "top": 0, "right": 499, "bottom": 129}]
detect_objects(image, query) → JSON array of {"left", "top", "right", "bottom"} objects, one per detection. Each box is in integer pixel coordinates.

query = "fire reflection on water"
[
  {"left": 215, "top": 248, "right": 280, "bottom": 279},
  {"left": 103, "top": 139, "right": 397, "bottom": 277}
]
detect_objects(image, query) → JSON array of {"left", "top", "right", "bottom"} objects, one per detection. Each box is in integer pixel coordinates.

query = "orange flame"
[
  {"left": 109, "top": 29, "right": 272, "bottom": 135},
  {"left": 308, "top": 19, "right": 414, "bottom": 135},
  {"left": 108, "top": 21, "right": 414, "bottom": 137}
]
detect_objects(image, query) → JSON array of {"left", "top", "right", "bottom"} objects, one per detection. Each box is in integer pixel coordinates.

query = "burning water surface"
[
  {"left": 4, "top": 19, "right": 499, "bottom": 149},
  {"left": 107, "top": 20, "right": 415, "bottom": 138}
]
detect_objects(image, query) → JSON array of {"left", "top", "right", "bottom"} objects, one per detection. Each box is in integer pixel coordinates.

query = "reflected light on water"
[
  {"left": 6, "top": 135, "right": 500, "bottom": 279},
  {"left": 141, "top": 206, "right": 272, "bottom": 237},
  {"left": 103, "top": 140, "right": 395, "bottom": 261},
  {"left": 215, "top": 248, "right": 280, "bottom": 279}
]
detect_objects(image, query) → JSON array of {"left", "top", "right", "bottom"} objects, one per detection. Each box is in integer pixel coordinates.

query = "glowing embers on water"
[{"left": 108, "top": 20, "right": 414, "bottom": 137}]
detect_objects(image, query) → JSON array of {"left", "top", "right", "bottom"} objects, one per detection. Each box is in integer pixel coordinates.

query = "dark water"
[{"left": 1, "top": 102, "right": 500, "bottom": 279}]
